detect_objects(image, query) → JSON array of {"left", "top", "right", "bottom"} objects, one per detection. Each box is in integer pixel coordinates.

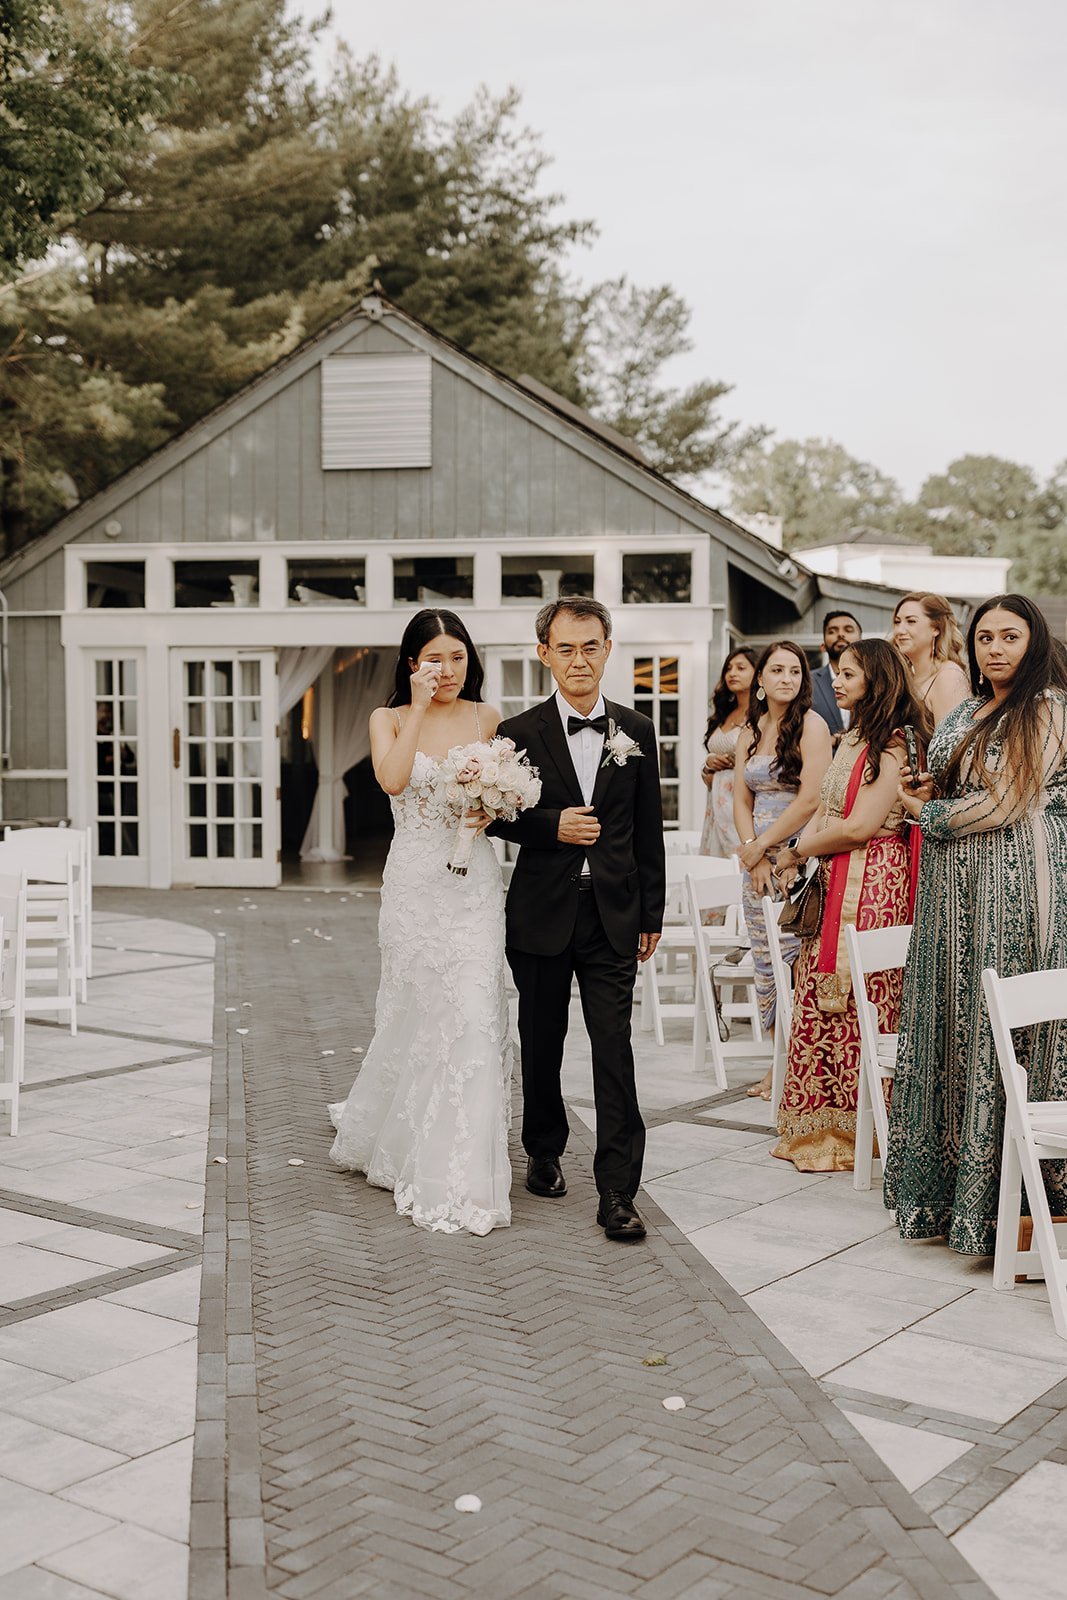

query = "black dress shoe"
[
  {"left": 596, "top": 1190, "right": 647, "bottom": 1242},
  {"left": 526, "top": 1157, "right": 567, "bottom": 1197}
]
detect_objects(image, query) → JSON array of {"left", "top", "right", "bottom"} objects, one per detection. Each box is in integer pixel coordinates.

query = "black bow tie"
[{"left": 567, "top": 714, "right": 608, "bottom": 736}]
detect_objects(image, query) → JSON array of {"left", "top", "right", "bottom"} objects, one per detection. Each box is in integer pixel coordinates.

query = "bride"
[{"left": 328, "top": 609, "right": 513, "bottom": 1235}]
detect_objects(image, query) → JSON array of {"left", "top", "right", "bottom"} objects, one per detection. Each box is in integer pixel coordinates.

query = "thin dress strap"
[
  {"left": 474, "top": 702, "right": 482, "bottom": 739},
  {"left": 392, "top": 707, "right": 402, "bottom": 733}
]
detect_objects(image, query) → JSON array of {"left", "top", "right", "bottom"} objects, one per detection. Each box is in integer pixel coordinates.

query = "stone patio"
[{"left": 0, "top": 888, "right": 1062, "bottom": 1598}]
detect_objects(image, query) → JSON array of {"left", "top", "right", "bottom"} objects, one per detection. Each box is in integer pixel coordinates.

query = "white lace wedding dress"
[{"left": 328, "top": 749, "right": 512, "bottom": 1235}]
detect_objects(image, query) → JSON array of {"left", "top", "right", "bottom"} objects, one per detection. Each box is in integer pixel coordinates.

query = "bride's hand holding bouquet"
[{"left": 440, "top": 737, "right": 542, "bottom": 875}]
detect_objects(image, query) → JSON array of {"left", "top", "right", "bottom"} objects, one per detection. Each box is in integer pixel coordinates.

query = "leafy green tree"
[
  {"left": 577, "top": 279, "right": 767, "bottom": 479},
  {"left": 0, "top": 1, "right": 169, "bottom": 276},
  {"left": 916, "top": 454, "right": 1041, "bottom": 559},
  {"left": 1, "top": 2, "right": 765, "bottom": 550},
  {"left": 0, "top": 272, "right": 171, "bottom": 546},
  {"left": 727, "top": 437, "right": 902, "bottom": 549}
]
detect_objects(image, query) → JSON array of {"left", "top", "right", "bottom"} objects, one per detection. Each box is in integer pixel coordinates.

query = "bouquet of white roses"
[{"left": 439, "top": 736, "right": 542, "bottom": 875}]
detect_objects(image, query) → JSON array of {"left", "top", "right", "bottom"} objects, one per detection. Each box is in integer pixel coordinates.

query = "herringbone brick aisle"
[{"left": 114, "top": 891, "right": 991, "bottom": 1600}]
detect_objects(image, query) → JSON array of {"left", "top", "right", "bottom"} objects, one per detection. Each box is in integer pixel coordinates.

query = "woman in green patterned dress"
[{"left": 885, "top": 595, "right": 1067, "bottom": 1255}]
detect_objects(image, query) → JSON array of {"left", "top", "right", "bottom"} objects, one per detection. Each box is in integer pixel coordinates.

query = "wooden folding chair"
[
  {"left": 641, "top": 855, "right": 746, "bottom": 1045},
  {"left": 5, "top": 826, "right": 91, "bottom": 1002},
  {"left": 0, "top": 873, "right": 26, "bottom": 1136},
  {"left": 983, "top": 964, "right": 1067, "bottom": 1340},
  {"left": 761, "top": 896, "right": 794, "bottom": 1118},
  {"left": 688, "top": 869, "right": 768, "bottom": 1091},
  {"left": 845, "top": 922, "right": 912, "bottom": 1192},
  {"left": 0, "top": 835, "right": 77, "bottom": 1035}
]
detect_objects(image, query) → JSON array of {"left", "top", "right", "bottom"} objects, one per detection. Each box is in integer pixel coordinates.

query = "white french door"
[
  {"left": 88, "top": 651, "right": 147, "bottom": 886},
  {"left": 170, "top": 650, "right": 279, "bottom": 887},
  {"left": 614, "top": 647, "right": 693, "bottom": 830}
]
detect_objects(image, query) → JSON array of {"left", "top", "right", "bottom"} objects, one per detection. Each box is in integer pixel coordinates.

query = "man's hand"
[
  {"left": 638, "top": 931, "right": 661, "bottom": 963},
  {"left": 558, "top": 806, "right": 601, "bottom": 846}
]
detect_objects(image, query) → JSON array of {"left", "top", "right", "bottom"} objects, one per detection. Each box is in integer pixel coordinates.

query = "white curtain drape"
[
  {"left": 278, "top": 646, "right": 335, "bottom": 717},
  {"left": 300, "top": 648, "right": 396, "bottom": 861}
]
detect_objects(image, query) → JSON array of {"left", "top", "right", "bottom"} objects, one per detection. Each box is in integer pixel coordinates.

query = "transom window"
[
  {"left": 288, "top": 559, "right": 366, "bottom": 606},
  {"left": 94, "top": 659, "right": 141, "bottom": 857},
  {"left": 393, "top": 556, "right": 473, "bottom": 605},
  {"left": 634, "top": 655, "right": 680, "bottom": 825},
  {"left": 175, "top": 561, "right": 259, "bottom": 608},
  {"left": 622, "top": 553, "right": 692, "bottom": 605},
  {"left": 86, "top": 562, "right": 145, "bottom": 609},
  {"left": 501, "top": 555, "right": 594, "bottom": 603}
]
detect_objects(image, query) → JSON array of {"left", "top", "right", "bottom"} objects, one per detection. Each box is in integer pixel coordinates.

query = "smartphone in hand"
[{"left": 903, "top": 724, "right": 921, "bottom": 789}]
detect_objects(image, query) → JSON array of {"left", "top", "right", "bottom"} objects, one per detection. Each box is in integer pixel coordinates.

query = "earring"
[
  {"left": 978, "top": 671, "right": 985, "bottom": 688},
  {"left": 756, "top": 685, "right": 766, "bottom": 703}
]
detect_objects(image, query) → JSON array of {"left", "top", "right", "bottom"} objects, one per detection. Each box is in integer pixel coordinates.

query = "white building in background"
[
  {"left": 798, "top": 527, "right": 1011, "bottom": 600},
  {"left": 0, "top": 296, "right": 905, "bottom": 890}
]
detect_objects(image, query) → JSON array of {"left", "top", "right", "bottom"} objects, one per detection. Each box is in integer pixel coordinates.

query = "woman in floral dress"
[
  {"left": 885, "top": 595, "right": 1067, "bottom": 1254},
  {"left": 771, "top": 642, "right": 929, "bottom": 1170},
  {"left": 700, "top": 647, "right": 756, "bottom": 857},
  {"left": 733, "top": 641, "right": 831, "bottom": 1097}
]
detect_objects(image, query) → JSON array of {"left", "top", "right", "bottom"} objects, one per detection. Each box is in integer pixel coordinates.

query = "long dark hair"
[
  {"left": 705, "top": 647, "right": 757, "bottom": 747},
  {"left": 940, "top": 594, "right": 1067, "bottom": 808},
  {"left": 843, "top": 640, "right": 932, "bottom": 778},
  {"left": 387, "top": 609, "right": 485, "bottom": 707},
  {"left": 746, "top": 640, "right": 812, "bottom": 789}
]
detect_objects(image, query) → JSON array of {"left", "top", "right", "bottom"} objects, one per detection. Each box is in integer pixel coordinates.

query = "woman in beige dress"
[
  {"left": 892, "top": 592, "right": 970, "bottom": 726},
  {"left": 700, "top": 647, "right": 756, "bottom": 857}
]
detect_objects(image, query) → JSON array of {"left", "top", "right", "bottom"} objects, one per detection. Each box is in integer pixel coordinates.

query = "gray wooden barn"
[{"left": 0, "top": 295, "right": 899, "bottom": 888}]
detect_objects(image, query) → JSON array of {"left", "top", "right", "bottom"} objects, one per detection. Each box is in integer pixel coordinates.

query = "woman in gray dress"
[{"left": 733, "top": 641, "right": 832, "bottom": 1097}]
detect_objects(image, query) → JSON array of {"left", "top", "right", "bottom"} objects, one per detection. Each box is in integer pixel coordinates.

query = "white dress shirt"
[{"left": 556, "top": 690, "right": 606, "bottom": 875}]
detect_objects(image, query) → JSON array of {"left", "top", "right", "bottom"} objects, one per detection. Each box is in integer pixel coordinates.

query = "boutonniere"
[{"left": 600, "top": 719, "right": 643, "bottom": 770}]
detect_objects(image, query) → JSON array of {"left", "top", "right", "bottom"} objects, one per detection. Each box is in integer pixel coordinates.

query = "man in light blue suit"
[{"left": 811, "top": 611, "right": 862, "bottom": 740}]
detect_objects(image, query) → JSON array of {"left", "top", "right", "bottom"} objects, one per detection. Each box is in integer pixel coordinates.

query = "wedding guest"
[
  {"left": 892, "top": 592, "right": 970, "bottom": 724},
  {"left": 700, "top": 647, "right": 756, "bottom": 857},
  {"left": 771, "top": 641, "right": 930, "bottom": 1170},
  {"left": 811, "top": 612, "right": 862, "bottom": 740},
  {"left": 733, "top": 641, "right": 832, "bottom": 1098},
  {"left": 885, "top": 594, "right": 1067, "bottom": 1254}
]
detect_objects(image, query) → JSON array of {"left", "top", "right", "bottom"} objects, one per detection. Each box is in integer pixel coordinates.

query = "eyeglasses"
[{"left": 546, "top": 642, "right": 607, "bottom": 662}]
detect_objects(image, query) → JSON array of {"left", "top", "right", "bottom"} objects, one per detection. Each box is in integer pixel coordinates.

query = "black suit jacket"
[
  {"left": 811, "top": 662, "right": 844, "bottom": 737},
  {"left": 489, "top": 697, "right": 666, "bottom": 959}
]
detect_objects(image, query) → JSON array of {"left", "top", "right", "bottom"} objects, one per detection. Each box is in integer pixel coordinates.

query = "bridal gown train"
[{"left": 328, "top": 750, "right": 513, "bottom": 1235}]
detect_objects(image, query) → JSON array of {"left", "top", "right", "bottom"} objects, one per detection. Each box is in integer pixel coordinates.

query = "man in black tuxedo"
[
  {"left": 810, "top": 610, "right": 862, "bottom": 740},
  {"left": 489, "top": 598, "right": 665, "bottom": 1242}
]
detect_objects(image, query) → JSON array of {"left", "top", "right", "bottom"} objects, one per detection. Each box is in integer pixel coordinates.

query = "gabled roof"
[{"left": 0, "top": 292, "right": 807, "bottom": 607}]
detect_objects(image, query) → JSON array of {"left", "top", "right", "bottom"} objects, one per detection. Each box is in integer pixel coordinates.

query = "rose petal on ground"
[
  {"left": 213, "top": 1156, "right": 228, "bottom": 1165},
  {"left": 662, "top": 1396, "right": 686, "bottom": 1411},
  {"left": 236, "top": 1028, "right": 249, "bottom": 1036},
  {"left": 321, "top": 1050, "right": 335, "bottom": 1057},
  {"left": 454, "top": 1495, "right": 481, "bottom": 1514},
  {"left": 287, "top": 1158, "right": 304, "bottom": 1167},
  {"left": 643, "top": 1353, "right": 668, "bottom": 1367}
]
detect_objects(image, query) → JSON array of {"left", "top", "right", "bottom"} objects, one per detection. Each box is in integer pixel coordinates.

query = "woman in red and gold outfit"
[{"left": 770, "top": 641, "right": 930, "bottom": 1171}]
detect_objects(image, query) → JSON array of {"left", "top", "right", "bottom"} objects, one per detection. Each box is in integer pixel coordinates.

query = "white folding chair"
[
  {"left": 687, "top": 870, "right": 768, "bottom": 1091},
  {"left": 5, "top": 826, "right": 91, "bottom": 1002},
  {"left": 0, "top": 911, "right": 14, "bottom": 1135},
  {"left": 762, "top": 897, "right": 794, "bottom": 1119},
  {"left": 983, "top": 965, "right": 1067, "bottom": 1340},
  {"left": 845, "top": 922, "right": 912, "bottom": 1192},
  {"left": 663, "top": 830, "right": 703, "bottom": 856},
  {"left": 0, "top": 836, "right": 77, "bottom": 1034},
  {"left": 641, "top": 855, "right": 747, "bottom": 1045}
]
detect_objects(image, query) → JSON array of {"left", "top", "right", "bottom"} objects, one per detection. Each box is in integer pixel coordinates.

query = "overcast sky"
[{"left": 299, "top": 1, "right": 1067, "bottom": 495}]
